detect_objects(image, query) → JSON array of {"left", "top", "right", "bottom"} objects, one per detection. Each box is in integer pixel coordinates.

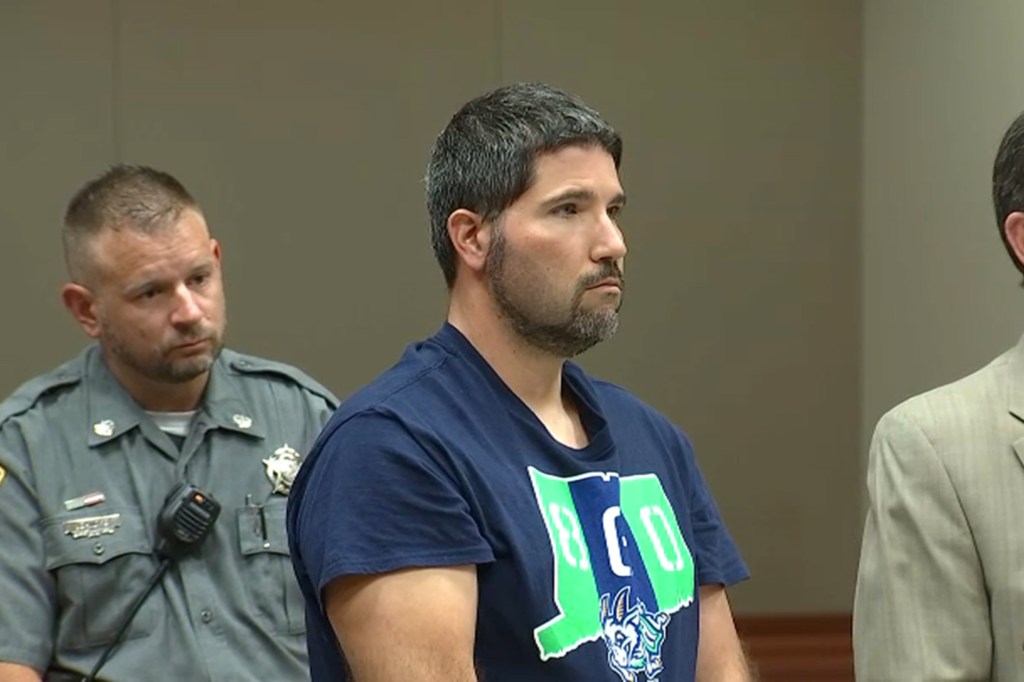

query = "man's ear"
[
  {"left": 447, "top": 209, "right": 491, "bottom": 276},
  {"left": 1005, "top": 212, "right": 1024, "bottom": 268},
  {"left": 61, "top": 283, "right": 101, "bottom": 339}
]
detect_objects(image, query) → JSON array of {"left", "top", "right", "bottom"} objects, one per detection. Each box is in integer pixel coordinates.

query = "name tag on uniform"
[{"left": 63, "top": 513, "right": 122, "bottom": 539}]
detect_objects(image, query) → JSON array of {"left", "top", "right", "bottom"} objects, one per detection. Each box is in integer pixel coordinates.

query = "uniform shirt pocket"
[
  {"left": 41, "top": 507, "right": 159, "bottom": 650},
  {"left": 236, "top": 497, "right": 305, "bottom": 635}
]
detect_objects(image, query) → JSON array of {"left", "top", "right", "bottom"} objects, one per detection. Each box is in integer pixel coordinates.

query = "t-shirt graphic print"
[{"left": 529, "top": 467, "right": 695, "bottom": 681}]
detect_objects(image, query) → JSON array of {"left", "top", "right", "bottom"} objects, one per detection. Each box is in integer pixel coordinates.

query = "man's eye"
[
  {"left": 608, "top": 205, "right": 623, "bottom": 220},
  {"left": 554, "top": 203, "right": 579, "bottom": 216}
]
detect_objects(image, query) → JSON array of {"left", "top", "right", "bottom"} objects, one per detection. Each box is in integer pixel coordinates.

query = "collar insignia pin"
[
  {"left": 233, "top": 414, "right": 253, "bottom": 429},
  {"left": 92, "top": 420, "right": 115, "bottom": 437}
]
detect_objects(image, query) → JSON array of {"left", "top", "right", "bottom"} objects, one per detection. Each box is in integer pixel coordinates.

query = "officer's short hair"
[
  {"left": 425, "top": 82, "right": 622, "bottom": 288},
  {"left": 63, "top": 165, "right": 199, "bottom": 282}
]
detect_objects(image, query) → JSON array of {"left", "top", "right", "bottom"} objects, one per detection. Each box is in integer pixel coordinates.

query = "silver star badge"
[
  {"left": 93, "top": 419, "right": 115, "bottom": 437},
  {"left": 232, "top": 414, "right": 253, "bottom": 429},
  {"left": 263, "top": 444, "right": 301, "bottom": 495}
]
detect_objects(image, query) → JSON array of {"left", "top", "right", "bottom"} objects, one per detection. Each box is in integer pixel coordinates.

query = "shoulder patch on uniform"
[
  {"left": 226, "top": 351, "right": 339, "bottom": 408},
  {"left": 0, "top": 363, "right": 82, "bottom": 426}
]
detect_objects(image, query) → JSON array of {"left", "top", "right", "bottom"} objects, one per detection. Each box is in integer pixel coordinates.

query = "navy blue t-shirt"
[{"left": 288, "top": 324, "right": 748, "bottom": 681}]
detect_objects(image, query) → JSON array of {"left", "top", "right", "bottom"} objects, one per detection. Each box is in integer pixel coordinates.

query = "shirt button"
[
  {"left": 93, "top": 543, "right": 104, "bottom": 556},
  {"left": 201, "top": 609, "right": 213, "bottom": 623}
]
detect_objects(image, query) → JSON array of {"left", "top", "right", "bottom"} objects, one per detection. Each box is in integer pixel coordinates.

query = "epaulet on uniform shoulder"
[
  {"left": 227, "top": 352, "right": 339, "bottom": 409},
  {"left": 0, "top": 363, "right": 82, "bottom": 427}
]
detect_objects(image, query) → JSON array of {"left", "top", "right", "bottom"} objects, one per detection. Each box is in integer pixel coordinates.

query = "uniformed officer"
[{"left": 0, "top": 165, "right": 337, "bottom": 681}]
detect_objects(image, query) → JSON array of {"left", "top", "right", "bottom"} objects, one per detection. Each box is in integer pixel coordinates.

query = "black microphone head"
[{"left": 156, "top": 482, "right": 221, "bottom": 559}]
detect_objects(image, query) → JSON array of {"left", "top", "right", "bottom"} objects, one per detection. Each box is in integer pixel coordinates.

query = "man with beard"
[
  {"left": 0, "top": 165, "right": 337, "bottom": 682},
  {"left": 287, "top": 83, "right": 752, "bottom": 682}
]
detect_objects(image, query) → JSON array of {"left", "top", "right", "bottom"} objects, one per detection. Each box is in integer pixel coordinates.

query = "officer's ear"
[{"left": 61, "top": 283, "right": 101, "bottom": 339}]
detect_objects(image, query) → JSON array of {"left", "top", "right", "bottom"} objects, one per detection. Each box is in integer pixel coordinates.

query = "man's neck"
[
  {"left": 448, "top": 297, "right": 589, "bottom": 448},
  {"left": 102, "top": 354, "right": 210, "bottom": 411},
  {"left": 449, "top": 301, "right": 563, "bottom": 407},
  {"left": 126, "top": 375, "right": 208, "bottom": 412}
]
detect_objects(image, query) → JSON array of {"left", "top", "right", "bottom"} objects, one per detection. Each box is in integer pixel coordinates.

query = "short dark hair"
[
  {"left": 63, "top": 164, "right": 199, "bottom": 282},
  {"left": 425, "top": 82, "right": 622, "bottom": 287},
  {"left": 992, "top": 112, "right": 1024, "bottom": 279}
]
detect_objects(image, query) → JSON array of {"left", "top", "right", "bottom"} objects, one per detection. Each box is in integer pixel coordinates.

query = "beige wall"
[
  {"left": 862, "top": 2, "right": 1024, "bottom": 471},
  {"left": 0, "top": 1, "right": 862, "bottom": 613}
]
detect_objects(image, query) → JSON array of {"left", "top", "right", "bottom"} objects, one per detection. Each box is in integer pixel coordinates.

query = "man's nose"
[
  {"left": 593, "top": 212, "right": 627, "bottom": 262},
  {"left": 170, "top": 284, "right": 204, "bottom": 325}
]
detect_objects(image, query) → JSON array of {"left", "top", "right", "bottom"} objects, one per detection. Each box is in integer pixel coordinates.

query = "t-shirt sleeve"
[
  {"left": 677, "top": 430, "right": 749, "bottom": 587},
  {"left": 292, "top": 410, "right": 495, "bottom": 603}
]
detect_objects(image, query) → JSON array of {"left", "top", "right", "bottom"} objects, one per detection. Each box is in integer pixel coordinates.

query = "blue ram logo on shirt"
[{"left": 599, "top": 585, "right": 670, "bottom": 681}]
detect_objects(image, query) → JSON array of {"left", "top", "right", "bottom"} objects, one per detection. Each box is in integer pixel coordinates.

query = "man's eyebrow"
[
  {"left": 123, "top": 277, "right": 163, "bottom": 297},
  {"left": 122, "top": 258, "right": 216, "bottom": 296},
  {"left": 542, "top": 189, "right": 627, "bottom": 207}
]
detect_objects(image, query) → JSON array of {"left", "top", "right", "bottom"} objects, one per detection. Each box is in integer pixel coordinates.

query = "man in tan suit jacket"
[{"left": 853, "top": 111, "right": 1024, "bottom": 681}]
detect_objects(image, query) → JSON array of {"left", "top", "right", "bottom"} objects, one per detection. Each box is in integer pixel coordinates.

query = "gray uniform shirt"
[{"left": 0, "top": 345, "right": 337, "bottom": 681}]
